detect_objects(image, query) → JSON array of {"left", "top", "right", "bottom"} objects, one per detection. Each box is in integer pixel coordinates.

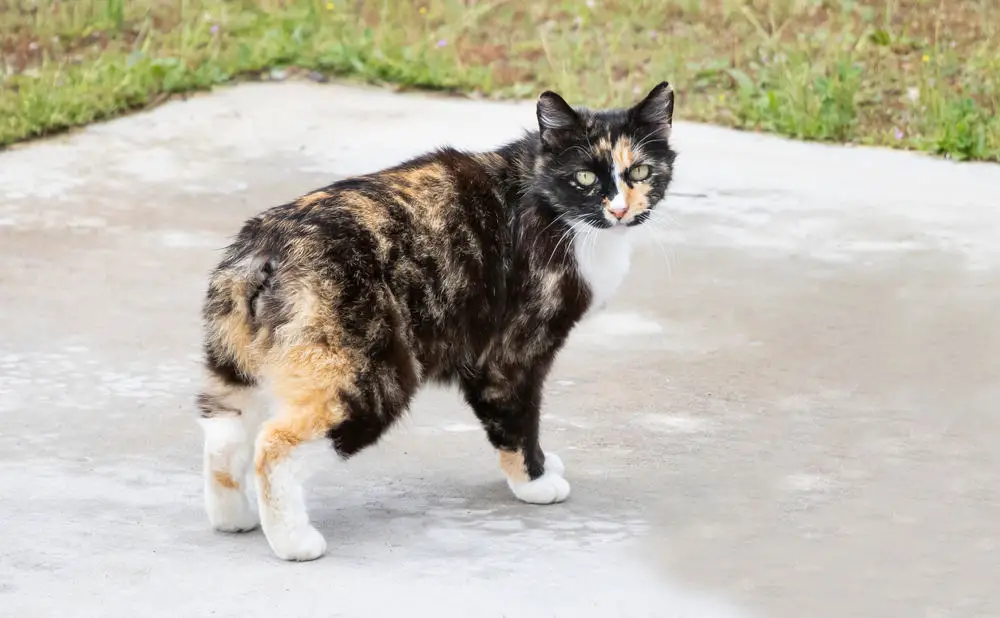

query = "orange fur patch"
[
  {"left": 389, "top": 163, "right": 455, "bottom": 232},
  {"left": 213, "top": 470, "right": 240, "bottom": 490},
  {"left": 385, "top": 162, "right": 447, "bottom": 189},
  {"left": 499, "top": 449, "right": 530, "bottom": 483},
  {"left": 339, "top": 192, "right": 392, "bottom": 258},
  {"left": 611, "top": 137, "right": 636, "bottom": 170},
  {"left": 624, "top": 180, "right": 652, "bottom": 215},
  {"left": 610, "top": 136, "right": 652, "bottom": 217},
  {"left": 297, "top": 191, "right": 330, "bottom": 207},
  {"left": 205, "top": 275, "right": 266, "bottom": 378},
  {"left": 254, "top": 344, "right": 352, "bottom": 501}
]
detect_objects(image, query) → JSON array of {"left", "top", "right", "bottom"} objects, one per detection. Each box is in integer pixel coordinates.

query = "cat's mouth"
[
  {"left": 582, "top": 208, "right": 651, "bottom": 230},
  {"left": 579, "top": 214, "right": 615, "bottom": 230}
]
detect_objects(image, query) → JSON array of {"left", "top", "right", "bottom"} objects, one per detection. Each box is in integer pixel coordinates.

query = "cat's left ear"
[
  {"left": 537, "top": 90, "right": 581, "bottom": 148},
  {"left": 630, "top": 81, "right": 674, "bottom": 137}
]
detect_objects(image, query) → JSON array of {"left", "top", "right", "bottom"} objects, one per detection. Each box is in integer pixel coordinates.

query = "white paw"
[
  {"left": 543, "top": 451, "right": 565, "bottom": 476},
  {"left": 208, "top": 499, "right": 260, "bottom": 533},
  {"left": 206, "top": 484, "right": 259, "bottom": 533},
  {"left": 509, "top": 473, "right": 571, "bottom": 504},
  {"left": 265, "top": 524, "right": 327, "bottom": 562},
  {"left": 508, "top": 452, "right": 570, "bottom": 505}
]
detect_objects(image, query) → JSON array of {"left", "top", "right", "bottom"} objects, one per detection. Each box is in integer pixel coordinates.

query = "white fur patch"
[
  {"left": 254, "top": 438, "right": 330, "bottom": 561},
  {"left": 607, "top": 190, "right": 628, "bottom": 219},
  {"left": 507, "top": 452, "right": 571, "bottom": 505},
  {"left": 605, "top": 161, "right": 631, "bottom": 223},
  {"left": 572, "top": 225, "right": 633, "bottom": 316},
  {"left": 543, "top": 451, "right": 565, "bottom": 476},
  {"left": 200, "top": 415, "right": 259, "bottom": 532}
]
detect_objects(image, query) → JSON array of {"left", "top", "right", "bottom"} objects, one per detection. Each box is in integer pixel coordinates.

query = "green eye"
[
  {"left": 629, "top": 164, "right": 651, "bottom": 182},
  {"left": 575, "top": 170, "right": 597, "bottom": 186}
]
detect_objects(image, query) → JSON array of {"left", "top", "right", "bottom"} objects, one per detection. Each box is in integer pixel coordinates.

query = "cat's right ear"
[{"left": 537, "top": 91, "right": 580, "bottom": 148}]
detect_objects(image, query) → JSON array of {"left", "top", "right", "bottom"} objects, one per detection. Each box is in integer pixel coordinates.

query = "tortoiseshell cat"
[{"left": 197, "top": 82, "right": 677, "bottom": 561}]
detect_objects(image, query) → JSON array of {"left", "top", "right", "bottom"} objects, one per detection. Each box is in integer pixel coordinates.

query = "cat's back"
[
  {"left": 227, "top": 147, "right": 507, "bottom": 264},
  {"left": 326, "top": 147, "right": 509, "bottom": 245},
  {"left": 211, "top": 147, "right": 513, "bottom": 348}
]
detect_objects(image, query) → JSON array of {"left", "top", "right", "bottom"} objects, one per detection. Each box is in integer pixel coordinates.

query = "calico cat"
[{"left": 197, "top": 82, "right": 677, "bottom": 561}]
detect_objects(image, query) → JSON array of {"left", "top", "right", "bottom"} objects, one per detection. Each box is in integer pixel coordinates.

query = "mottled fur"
[{"left": 196, "top": 83, "right": 677, "bottom": 561}]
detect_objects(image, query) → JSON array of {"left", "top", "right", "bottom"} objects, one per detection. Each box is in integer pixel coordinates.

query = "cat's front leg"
[
  {"left": 461, "top": 367, "right": 570, "bottom": 504},
  {"left": 499, "top": 448, "right": 570, "bottom": 504}
]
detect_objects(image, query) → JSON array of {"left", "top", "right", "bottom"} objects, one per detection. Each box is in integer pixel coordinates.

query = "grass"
[{"left": 1, "top": 0, "right": 998, "bottom": 161}]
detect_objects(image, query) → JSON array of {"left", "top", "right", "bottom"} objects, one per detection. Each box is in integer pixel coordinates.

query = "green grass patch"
[{"left": 1, "top": 0, "right": 998, "bottom": 161}]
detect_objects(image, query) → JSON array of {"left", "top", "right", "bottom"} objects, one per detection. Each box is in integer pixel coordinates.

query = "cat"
[{"left": 196, "top": 82, "right": 677, "bottom": 561}]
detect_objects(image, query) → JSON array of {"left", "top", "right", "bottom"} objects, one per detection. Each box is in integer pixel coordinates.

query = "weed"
[{"left": 0, "top": 0, "right": 997, "bottom": 161}]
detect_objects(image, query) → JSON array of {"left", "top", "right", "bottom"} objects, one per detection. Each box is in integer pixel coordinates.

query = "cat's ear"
[
  {"left": 537, "top": 91, "right": 581, "bottom": 147},
  {"left": 630, "top": 81, "right": 674, "bottom": 136}
]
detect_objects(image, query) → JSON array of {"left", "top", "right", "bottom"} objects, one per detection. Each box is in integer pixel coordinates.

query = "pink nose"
[{"left": 608, "top": 205, "right": 628, "bottom": 220}]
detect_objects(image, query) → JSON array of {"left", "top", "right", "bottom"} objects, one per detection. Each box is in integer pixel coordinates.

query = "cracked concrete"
[{"left": 1, "top": 81, "right": 998, "bottom": 618}]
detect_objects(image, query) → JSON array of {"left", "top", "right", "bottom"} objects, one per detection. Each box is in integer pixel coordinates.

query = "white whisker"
[
  {"left": 545, "top": 217, "right": 581, "bottom": 272},
  {"left": 632, "top": 132, "right": 662, "bottom": 155},
  {"left": 642, "top": 224, "right": 673, "bottom": 279},
  {"left": 641, "top": 215, "right": 677, "bottom": 279},
  {"left": 587, "top": 224, "right": 599, "bottom": 275},
  {"left": 648, "top": 208, "right": 686, "bottom": 232}
]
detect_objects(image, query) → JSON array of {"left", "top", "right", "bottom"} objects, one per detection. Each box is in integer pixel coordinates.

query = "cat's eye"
[
  {"left": 629, "top": 164, "right": 652, "bottom": 182},
  {"left": 575, "top": 170, "right": 597, "bottom": 187}
]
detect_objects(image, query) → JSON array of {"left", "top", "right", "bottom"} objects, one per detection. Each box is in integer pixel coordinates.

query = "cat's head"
[{"left": 533, "top": 82, "right": 676, "bottom": 230}]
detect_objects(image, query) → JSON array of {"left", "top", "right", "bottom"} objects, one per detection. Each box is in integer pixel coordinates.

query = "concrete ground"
[{"left": 1, "top": 82, "right": 998, "bottom": 618}]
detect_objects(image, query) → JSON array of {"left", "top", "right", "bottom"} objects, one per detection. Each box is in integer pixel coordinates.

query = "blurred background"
[{"left": 1, "top": 0, "right": 997, "bottom": 161}]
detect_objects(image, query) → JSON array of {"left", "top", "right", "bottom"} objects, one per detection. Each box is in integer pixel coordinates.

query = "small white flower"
[{"left": 906, "top": 87, "right": 920, "bottom": 103}]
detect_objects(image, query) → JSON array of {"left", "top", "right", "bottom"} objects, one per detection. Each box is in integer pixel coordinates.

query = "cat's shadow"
[{"left": 298, "top": 474, "right": 640, "bottom": 555}]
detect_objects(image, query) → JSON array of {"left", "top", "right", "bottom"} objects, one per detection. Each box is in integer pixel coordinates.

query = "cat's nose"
[{"left": 608, "top": 204, "right": 628, "bottom": 219}]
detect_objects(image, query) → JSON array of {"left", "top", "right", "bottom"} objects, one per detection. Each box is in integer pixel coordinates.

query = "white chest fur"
[{"left": 572, "top": 227, "right": 633, "bottom": 316}]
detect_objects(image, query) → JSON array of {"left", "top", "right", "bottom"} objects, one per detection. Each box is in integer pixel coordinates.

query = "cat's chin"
[
  {"left": 591, "top": 212, "right": 650, "bottom": 231},
  {"left": 580, "top": 217, "right": 627, "bottom": 232},
  {"left": 594, "top": 220, "right": 637, "bottom": 234}
]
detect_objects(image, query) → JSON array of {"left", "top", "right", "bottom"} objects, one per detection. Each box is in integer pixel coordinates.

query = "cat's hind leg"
[
  {"left": 252, "top": 355, "right": 339, "bottom": 562},
  {"left": 255, "top": 339, "right": 416, "bottom": 561},
  {"left": 197, "top": 377, "right": 263, "bottom": 533}
]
